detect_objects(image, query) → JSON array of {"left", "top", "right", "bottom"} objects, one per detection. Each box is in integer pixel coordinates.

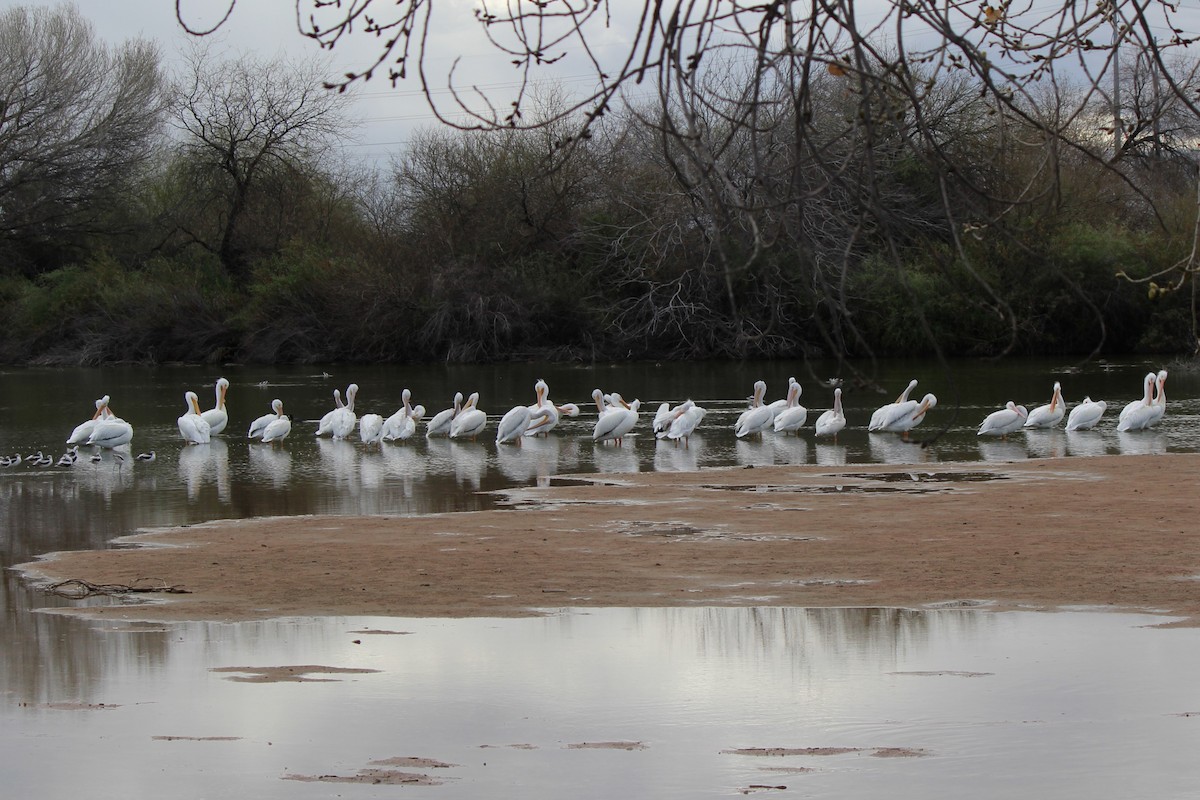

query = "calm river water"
[{"left": 2, "top": 357, "right": 1199, "bottom": 797}]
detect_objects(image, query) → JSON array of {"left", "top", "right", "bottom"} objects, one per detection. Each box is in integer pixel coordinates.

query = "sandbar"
[{"left": 17, "top": 453, "right": 1200, "bottom": 624}]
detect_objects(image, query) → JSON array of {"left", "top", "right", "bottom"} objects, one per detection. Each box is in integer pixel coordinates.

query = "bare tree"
[
  {"left": 0, "top": 4, "right": 164, "bottom": 271},
  {"left": 188, "top": 1, "right": 1200, "bottom": 355},
  {"left": 168, "top": 45, "right": 354, "bottom": 283}
]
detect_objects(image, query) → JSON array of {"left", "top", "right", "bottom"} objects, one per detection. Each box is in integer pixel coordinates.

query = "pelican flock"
[{"left": 6, "top": 367, "right": 1175, "bottom": 473}]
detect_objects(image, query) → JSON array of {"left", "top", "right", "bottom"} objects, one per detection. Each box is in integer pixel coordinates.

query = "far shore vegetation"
[{"left": 3, "top": 4, "right": 1200, "bottom": 367}]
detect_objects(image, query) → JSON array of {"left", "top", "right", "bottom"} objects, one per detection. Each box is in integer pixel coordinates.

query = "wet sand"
[{"left": 18, "top": 453, "right": 1200, "bottom": 624}]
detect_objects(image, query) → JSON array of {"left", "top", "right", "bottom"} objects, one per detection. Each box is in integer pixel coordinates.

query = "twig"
[{"left": 44, "top": 578, "right": 191, "bottom": 599}]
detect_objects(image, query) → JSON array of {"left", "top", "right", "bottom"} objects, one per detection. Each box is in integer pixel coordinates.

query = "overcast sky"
[
  {"left": 12, "top": 1, "right": 1200, "bottom": 168},
  {"left": 10, "top": 0, "right": 625, "bottom": 167}
]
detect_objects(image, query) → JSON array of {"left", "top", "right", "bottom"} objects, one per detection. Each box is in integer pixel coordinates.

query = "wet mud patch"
[
  {"left": 725, "top": 747, "right": 862, "bottom": 757},
  {"left": 480, "top": 743, "right": 538, "bottom": 750},
  {"left": 839, "top": 471, "right": 1006, "bottom": 484},
  {"left": 284, "top": 769, "right": 442, "bottom": 785},
  {"left": 210, "top": 665, "right": 381, "bottom": 683},
  {"left": 781, "top": 577, "right": 874, "bottom": 588},
  {"left": 617, "top": 521, "right": 709, "bottom": 538},
  {"left": 31, "top": 702, "right": 119, "bottom": 711},
  {"left": 285, "top": 755, "right": 456, "bottom": 785},
  {"left": 615, "top": 520, "right": 812, "bottom": 543},
  {"left": 703, "top": 483, "right": 949, "bottom": 496},
  {"left": 924, "top": 599, "right": 994, "bottom": 609},
  {"left": 370, "top": 756, "right": 457, "bottom": 769},
  {"left": 891, "top": 670, "right": 993, "bottom": 678},
  {"left": 566, "top": 741, "right": 648, "bottom": 750},
  {"left": 349, "top": 628, "right": 414, "bottom": 636},
  {"left": 152, "top": 735, "right": 242, "bottom": 742},
  {"left": 704, "top": 471, "right": 1007, "bottom": 497},
  {"left": 724, "top": 746, "right": 929, "bottom": 758},
  {"left": 740, "top": 785, "right": 790, "bottom": 794}
]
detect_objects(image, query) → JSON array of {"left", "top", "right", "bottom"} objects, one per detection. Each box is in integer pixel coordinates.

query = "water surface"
[
  {"left": 4, "top": 607, "right": 1200, "bottom": 799},
  {"left": 2, "top": 358, "right": 1198, "bottom": 797}
]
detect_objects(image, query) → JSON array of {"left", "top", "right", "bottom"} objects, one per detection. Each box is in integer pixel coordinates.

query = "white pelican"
[
  {"left": 978, "top": 401, "right": 1028, "bottom": 438},
  {"left": 735, "top": 381, "right": 774, "bottom": 439},
  {"left": 449, "top": 392, "right": 487, "bottom": 440},
  {"left": 591, "top": 388, "right": 620, "bottom": 417},
  {"left": 530, "top": 402, "right": 580, "bottom": 437},
  {"left": 1065, "top": 397, "right": 1107, "bottom": 431},
  {"left": 814, "top": 387, "right": 847, "bottom": 440},
  {"left": 178, "top": 391, "right": 212, "bottom": 444},
  {"left": 591, "top": 388, "right": 607, "bottom": 416},
  {"left": 874, "top": 393, "right": 937, "bottom": 438},
  {"left": 766, "top": 379, "right": 793, "bottom": 419},
  {"left": 260, "top": 400, "right": 292, "bottom": 444},
  {"left": 1148, "top": 369, "right": 1168, "bottom": 427},
  {"left": 359, "top": 413, "right": 384, "bottom": 444},
  {"left": 67, "top": 396, "right": 111, "bottom": 445},
  {"left": 330, "top": 383, "right": 359, "bottom": 440},
  {"left": 658, "top": 400, "right": 706, "bottom": 447},
  {"left": 315, "top": 389, "right": 344, "bottom": 436},
  {"left": 1023, "top": 381, "right": 1066, "bottom": 429},
  {"left": 248, "top": 398, "right": 283, "bottom": 439},
  {"left": 523, "top": 379, "right": 552, "bottom": 434},
  {"left": 652, "top": 402, "right": 674, "bottom": 434},
  {"left": 593, "top": 397, "right": 640, "bottom": 445},
  {"left": 523, "top": 379, "right": 571, "bottom": 437},
  {"left": 526, "top": 379, "right": 550, "bottom": 414},
  {"left": 869, "top": 379, "right": 918, "bottom": 431},
  {"left": 200, "top": 377, "right": 229, "bottom": 435},
  {"left": 1117, "top": 372, "right": 1157, "bottom": 432},
  {"left": 496, "top": 404, "right": 546, "bottom": 445},
  {"left": 425, "top": 392, "right": 463, "bottom": 438},
  {"left": 381, "top": 389, "right": 413, "bottom": 442},
  {"left": 773, "top": 379, "right": 808, "bottom": 435},
  {"left": 396, "top": 405, "right": 426, "bottom": 441},
  {"left": 86, "top": 410, "right": 133, "bottom": 448}
]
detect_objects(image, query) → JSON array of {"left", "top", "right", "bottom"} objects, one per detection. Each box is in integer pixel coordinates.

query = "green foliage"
[
  {"left": 1, "top": 61, "right": 1199, "bottom": 364},
  {"left": 0, "top": 253, "right": 238, "bottom": 364}
]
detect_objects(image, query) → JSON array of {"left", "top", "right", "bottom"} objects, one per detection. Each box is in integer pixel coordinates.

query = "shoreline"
[{"left": 17, "top": 453, "right": 1200, "bottom": 625}]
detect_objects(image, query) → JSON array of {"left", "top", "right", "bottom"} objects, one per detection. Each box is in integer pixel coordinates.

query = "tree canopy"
[
  {"left": 0, "top": 5, "right": 164, "bottom": 271},
  {"left": 181, "top": 1, "right": 1200, "bottom": 358}
]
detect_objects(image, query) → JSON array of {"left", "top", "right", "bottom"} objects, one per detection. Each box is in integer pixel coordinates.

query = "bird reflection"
[
  {"left": 769, "top": 434, "right": 809, "bottom": 465},
  {"left": 358, "top": 451, "right": 386, "bottom": 490},
  {"left": 1065, "top": 430, "right": 1109, "bottom": 458},
  {"left": 977, "top": 439, "right": 1027, "bottom": 462},
  {"left": 248, "top": 443, "right": 291, "bottom": 486},
  {"left": 497, "top": 435, "right": 561, "bottom": 483},
  {"left": 77, "top": 450, "right": 135, "bottom": 501},
  {"left": 654, "top": 434, "right": 702, "bottom": 472},
  {"left": 734, "top": 437, "right": 775, "bottom": 467},
  {"left": 381, "top": 443, "right": 422, "bottom": 479},
  {"left": 316, "top": 438, "right": 360, "bottom": 492},
  {"left": 867, "top": 433, "right": 930, "bottom": 465},
  {"left": 592, "top": 440, "right": 640, "bottom": 474},
  {"left": 813, "top": 442, "right": 848, "bottom": 466},
  {"left": 177, "top": 439, "right": 230, "bottom": 503},
  {"left": 1022, "top": 429, "right": 1065, "bottom": 459},
  {"left": 447, "top": 440, "right": 487, "bottom": 489},
  {"left": 1117, "top": 430, "right": 1167, "bottom": 456}
]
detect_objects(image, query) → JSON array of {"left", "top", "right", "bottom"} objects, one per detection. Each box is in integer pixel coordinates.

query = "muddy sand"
[{"left": 18, "top": 453, "right": 1200, "bottom": 624}]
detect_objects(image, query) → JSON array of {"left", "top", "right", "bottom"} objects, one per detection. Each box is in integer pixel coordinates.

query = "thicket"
[{"left": 1, "top": 6, "right": 1198, "bottom": 365}]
